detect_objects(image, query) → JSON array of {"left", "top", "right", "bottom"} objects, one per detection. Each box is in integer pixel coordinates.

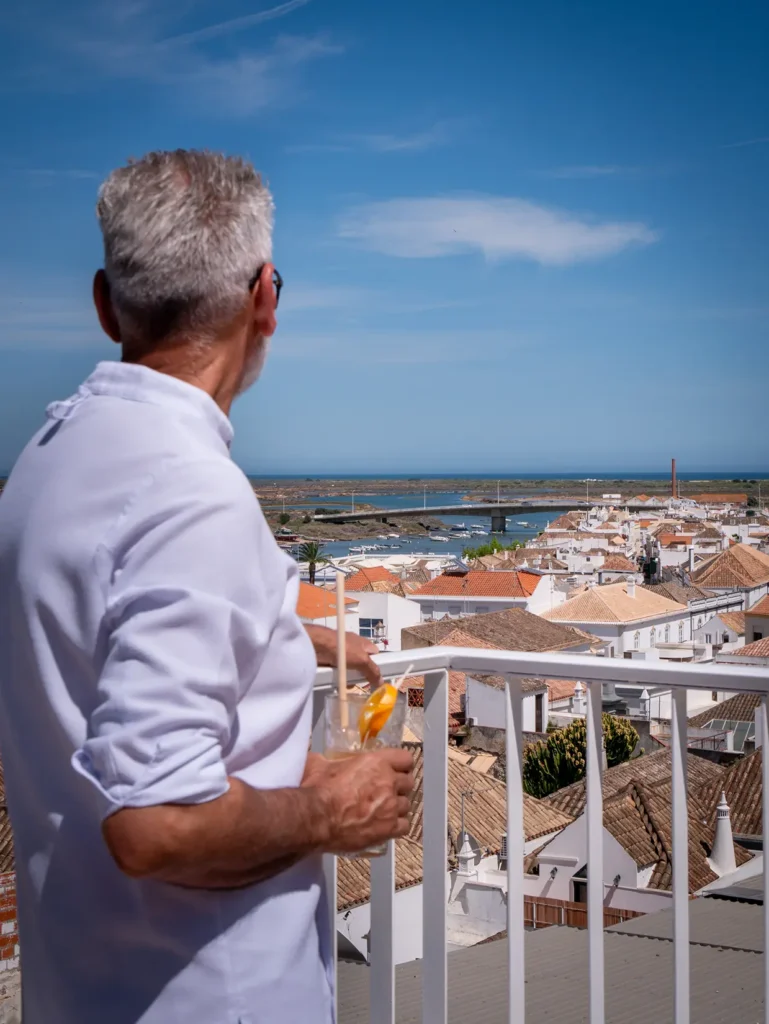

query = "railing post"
[
  {"left": 671, "top": 687, "right": 690, "bottom": 1024},
  {"left": 506, "top": 676, "right": 525, "bottom": 1023},
  {"left": 311, "top": 685, "right": 338, "bottom": 1020},
  {"left": 370, "top": 841, "right": 395, "bottom": 1024},
  {"left": 586, "top": 680, "right": 604, "bottom": 1024},
  {"left": 759, "top": 699, "right": 769, "bottom": 1024},
  {"left": 422, "top": 670, "right": 449, "bottom": 1024}
]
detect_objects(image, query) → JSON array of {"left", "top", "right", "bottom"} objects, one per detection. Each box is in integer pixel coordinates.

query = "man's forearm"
[{"left": 103, "top": 778, "right": 330, "bottom": 890}]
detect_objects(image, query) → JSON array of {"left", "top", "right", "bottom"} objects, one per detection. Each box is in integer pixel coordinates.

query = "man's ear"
[
  {"left": 249, "top": 264, "right": 277, "bottom": 339},
  {"left": 93, "top": 269, "right": 121, "bottom": 344}
]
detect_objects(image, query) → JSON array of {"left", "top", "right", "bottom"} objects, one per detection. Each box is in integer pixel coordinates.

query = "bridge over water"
[{"left": 313, "top": 502, "right": 661, "bottom": 533}]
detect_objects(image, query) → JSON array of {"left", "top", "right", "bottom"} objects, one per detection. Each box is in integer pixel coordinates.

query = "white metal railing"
[{"left": 312, "top": 647, "right": 769, "bottom": 1024}]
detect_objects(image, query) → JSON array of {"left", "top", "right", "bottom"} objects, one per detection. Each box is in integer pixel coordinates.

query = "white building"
[
  {"left": 465, "top": 675, "right": 548, "bottom": 733},
  {"left": 295, "top": 581, "right": 359, "bottom": 632},
  {"left": 351, "top": 588, "right": 422, "bottom": 651},
  {"left": 542, "top": 579, "right": 690, "bottom": 658},
  {"left": 408, "top": 568, "right": 564, "bottom": 621}
]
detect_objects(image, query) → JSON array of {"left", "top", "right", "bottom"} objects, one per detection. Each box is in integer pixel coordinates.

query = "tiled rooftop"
[
  {"left": 688, "top": 692, "right": 762, "bottom": 728},
  {"left": 411, "top": 569, "right": 541, "bottom": 599},
  {"left": 691, "top": 543, "right": 769, "bottom": 589},
  {"left": 295, "top": 581, "right": 357, "bottom": 620},
  {"left": 543, "top": 581, "right": 686, "bottom": 625},
  {"left": 719, "top": 611, "right": 746, "bottom": 634},
  {"left": 728, "top": 636, "right": 769, "bottom": 658},
  {"left": 696, "top": 749, "right": 763, "bottom": 840},
  {"left": 344, "top": 565, "right": 399, "bottom": 591},
  {"left": 747, "top": 594, "right": 769, "bottom": 617},
  {"left": 542, "top": 749, "right": 724, "bottom": 818},
  {"left": 401, "top": 607, "right": 599, "bottom": 653}
]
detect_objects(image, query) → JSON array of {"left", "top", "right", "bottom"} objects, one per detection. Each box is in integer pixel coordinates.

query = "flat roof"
[{"left": 338, "top": 900, "right": 763, "bottom": 1023}]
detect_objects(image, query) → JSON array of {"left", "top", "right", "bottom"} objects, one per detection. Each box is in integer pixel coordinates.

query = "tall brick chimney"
[{"left": 671, "top": 457, "right": 678, "bottom": 499}]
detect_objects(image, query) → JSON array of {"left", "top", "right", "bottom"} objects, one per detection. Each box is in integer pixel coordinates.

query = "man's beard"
[{"left": 236, "top": 335, "right": 270, "bottom": 395}]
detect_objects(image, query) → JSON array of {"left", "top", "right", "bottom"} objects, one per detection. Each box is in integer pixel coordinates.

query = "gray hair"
[{"left": 96, "top": 150, "right": 273, "bottom": 345}]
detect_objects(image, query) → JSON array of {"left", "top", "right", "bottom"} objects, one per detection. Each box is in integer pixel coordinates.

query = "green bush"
[
  {"left": 278, "top": 512, "right": 291, "bottom": 525},
  {"left": 522, "top": 714, "right": 639, "bottom": 799}
]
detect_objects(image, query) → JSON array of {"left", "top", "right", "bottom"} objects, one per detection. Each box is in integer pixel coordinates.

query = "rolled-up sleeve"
[{"left": 73, "top": 458, "right": 274, "bottom": 819}]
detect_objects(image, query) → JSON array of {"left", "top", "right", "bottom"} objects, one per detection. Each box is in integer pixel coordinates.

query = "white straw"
[{"left": 335, "top": 571, "right": 349, "bottom": 728}]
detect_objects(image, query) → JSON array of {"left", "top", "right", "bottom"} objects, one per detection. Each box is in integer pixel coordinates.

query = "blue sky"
[{"left": 1, "top": 0, "right": 768, "bottom": 475}]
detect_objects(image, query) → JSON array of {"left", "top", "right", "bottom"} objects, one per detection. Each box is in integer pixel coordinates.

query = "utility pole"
[
  {"left": 586, "top": 479, "right": 589, "bottom": 505},
  {"left": 497, "top": 480, "right": 501, "bottom": 504},
  {"left": 351, "top": 491, "right": 355, "bottom": 513}
]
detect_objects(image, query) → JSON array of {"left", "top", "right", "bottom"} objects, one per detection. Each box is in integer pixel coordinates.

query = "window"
[
  {"left": 634, "top": 631, "right": 641, "bottom": 650},
  {"left": 723, "top": 633, "right": 729, "bottom": 644},
  {"left": 535, "top": 693, "right": 544, "bottom": 733},
  {"left": 754, "top": 631, "right": 764, "bottom": 642},
  {"left": 650, "top": 627, "right": 656, "bottom": 647},
  {"left": 697, "top": 617, "right": 703, "bottom": 629},
  {"left": 359, "top": 618, "right": 385, "bottom": 641},
  {"left": 678, "top": 621, "right": 685, "bottom": 642},
  {"left": 664, "top": 625, "right": 670, "bottom": 643},
  {"left": 448, "top": 605, "right": 461, "bottom": 617},
  {"left": 705, "top": 633, "right": 712, "bottom": 643}
]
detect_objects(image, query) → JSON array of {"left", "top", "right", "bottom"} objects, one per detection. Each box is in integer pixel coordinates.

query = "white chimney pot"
[{"left": 626, "top": 579, "right": 636, "bottom": 598}]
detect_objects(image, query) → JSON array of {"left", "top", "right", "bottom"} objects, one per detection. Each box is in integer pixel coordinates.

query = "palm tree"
[{"left": 297, "top": 541, "right": 329, "bottom": 585}]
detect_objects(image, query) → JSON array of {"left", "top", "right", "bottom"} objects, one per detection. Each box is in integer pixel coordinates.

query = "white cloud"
[
  {"left": 0, "top": 291, "right": 105, "bottom": 349},
  {"left": 721, "top": 136, "right": 769, "bottom": 150},
  {"left": 12, "top": 1, "right": 335, "bottom": 117},
  {"left": 542, "top": 165, "right": 634, "bottom": 179},
  {"left": 156, "top": 0, "right": 312, "bottom": 48},
  {"left": 338, "top": 196, "right": 659, "bottom": 265},
  {"left": 287, "top": 120, "right": 455, "bottom": 155}
]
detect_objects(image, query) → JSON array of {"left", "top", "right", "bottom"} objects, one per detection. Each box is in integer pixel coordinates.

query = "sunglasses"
[{"left": 248, "top": 265, "right": 283, "bottom": 308}]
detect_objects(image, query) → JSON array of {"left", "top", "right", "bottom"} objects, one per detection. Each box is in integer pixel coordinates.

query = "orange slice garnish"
[{"left": 359, "top": 683, "right": 399, "bottom": 745}]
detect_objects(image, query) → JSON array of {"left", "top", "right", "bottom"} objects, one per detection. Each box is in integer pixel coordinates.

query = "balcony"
[{"left": 312, "top": 647, "right": 769, "bottom": 1024}]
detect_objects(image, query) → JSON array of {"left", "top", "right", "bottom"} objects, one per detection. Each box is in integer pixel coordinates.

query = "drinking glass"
[{"left": 324, "top": 690, "right": 408, "bottom": 858}]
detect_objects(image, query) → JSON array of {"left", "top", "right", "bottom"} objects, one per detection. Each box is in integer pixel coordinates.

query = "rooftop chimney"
[
  {"left": 626, "top": 579, "right": 636, "bottom": 598},
  {"left": 672, "top": 458, "right": 678, "bottom": 500},
  {"left": 709, "top": 792, "right": 737, "bottom": 877}
]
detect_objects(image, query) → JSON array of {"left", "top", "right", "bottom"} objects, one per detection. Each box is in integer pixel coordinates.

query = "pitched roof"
[
  {"left": 602, "top": 780, "right": 750, "bottom": 892},
  {"left": 337, "top": 746, "right": 573, "bottom": 911},
  {"left": 729, "top": 636, "right": 769, "bottom": 659},
  {"left": 543, "top": 749, "right": 724, "bottom": 818},
  {"left": 543, "top": 582, "right": 686, "bottom": 625},
  {"left": 600, "top": 555, "right": 638, "bottom": 572},
  {"left": 407, "top": 747, "right": 573, "bottom": 853},
  {"left": 547, "top": 513, "right": 583, "bottom": 531},
  {"left": 696, "top": 749, "right": 763, "bottom": 840},
  {"left": 641, "top": 582, "right": 711, "bottom": 605},
  {"left": 344, "top": 565, "right": 399, "bottom": 592},
  {"left": 412, "top": 569, "right": 541, "bottom": 599},
  {"left": 689, "top": 692, "right": 762, "bottom": 728},
  {"left": 0, "top": 759, "right": 12, "bottom": 874},
  {"left": 691, "top": 544, "right": 769, "bottom": 589},
  {"left": 547, "top": 679, "right": 580, "bottom": 702},
  {"left": 747, "top": 595, "right": 769, "bottom": 617},
  {"left": 659, "top": 534, "right": 696, "bottom": 548},
  {"left": 401, "top": 607, "right": 600, "bottom": 653},
  {"left": 296, "top": 581, "right": 357, "bottom": 620},
  {"left": 719, "top": 611, "right": 746, "bottom": 635},
  {"left": 633, "top": 494, "right": 652, "bottom": 502}
]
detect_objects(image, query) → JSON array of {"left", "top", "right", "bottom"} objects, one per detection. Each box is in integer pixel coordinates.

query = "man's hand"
[
  {"left": 305, "top": 624, "right": 382, "bottom": 687},
  {"left": 302, "top": 749, "right": 414, "bottom": 854}
]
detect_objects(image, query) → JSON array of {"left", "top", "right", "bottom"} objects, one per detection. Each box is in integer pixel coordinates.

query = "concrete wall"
[
  {"left": 465, "top": 676, "right": 547, "bottom": 733},
  {"left": 408, "top": 595, "right": 526, "bottom": 621},
  {"left": 533, "top": 818, "right": 639, "bottom": 901},
  {"left": 0, "top": 874, "right": 19, "bottom": 1024},
  {"left": 353, "top": 591, "right": 421, "bottom": 651}
]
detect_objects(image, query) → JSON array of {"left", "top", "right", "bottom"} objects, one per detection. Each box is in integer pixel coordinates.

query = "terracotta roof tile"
[
  {"left": 688, "top": 692, "right": 762, "bottom": 728},
  {"left": 543, "top": 749, "right": 724, "bottom": 818},
  {"left": 729, "top": 636, "right": 769, "bottom": 658},
  {"left": 543, "top": 582, "right": 686, "bottom": 625},
  {"left": 688, "top": 493, "right": 748, "bottom": 505},
  {"left": 345, "top": 566, "right": 399, "bottom": 592},
  {"left": 600, "top": 555, "right": 638, "bottom": 572},
  {"left": 296, "top": 581, "right": 357, "bottom": 620},
  {"left": 338, "top": 747, "right": 574, "bottom": 911},
  {"left": 719, "top": 611, "right": 746, "bottom": 635},
  {"left": 691, "top": 544, "right": 769, "bottom": 589},
  {"left": 412, "top": 569, "right": 541, "bottom": 599},
  {"left": 695, "top": 749, "right": 763, "bottom": 840},
  {"left": 402, "top": 607, "right": 600, "bottom": 653},
  {"left": 642, "top": 582, "right": 711, "bottom": 605},
  {"left": 747, "top": 595, "right": 769, "bottom": 617}
]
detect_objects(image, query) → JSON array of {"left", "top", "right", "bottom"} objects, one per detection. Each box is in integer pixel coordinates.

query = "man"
[{"left": 0, "top": 150, "right": 413, "bottom": 1024}]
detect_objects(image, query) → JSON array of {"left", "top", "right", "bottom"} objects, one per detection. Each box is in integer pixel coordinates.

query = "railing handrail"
[{"left": 314, "top": 644, "right": 769, "bottom": 693}]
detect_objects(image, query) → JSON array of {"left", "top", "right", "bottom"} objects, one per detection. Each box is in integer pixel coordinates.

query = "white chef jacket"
[{"left": 0, "top": 361, "right": 333, "bottom": 1023}]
